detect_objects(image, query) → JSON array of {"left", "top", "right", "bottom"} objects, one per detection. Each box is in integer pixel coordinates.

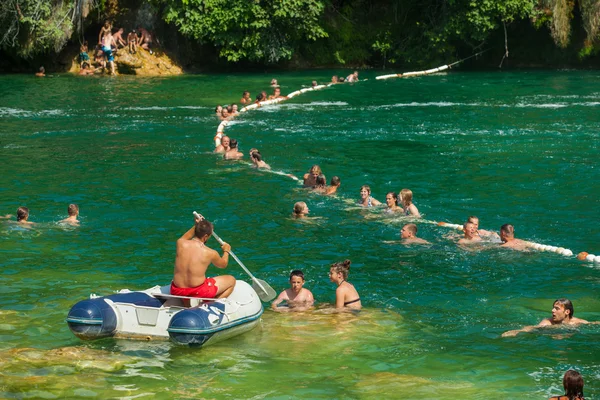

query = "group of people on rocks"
[{"left": 75, "top": 20, "right": 154, "bottom": 76}]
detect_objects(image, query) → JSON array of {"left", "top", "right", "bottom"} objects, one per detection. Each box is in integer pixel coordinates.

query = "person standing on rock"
[
  {"left": 127, "top": 30, "right": 138, "bottom": 54},
  {"left": 102, "top": 31, "right": 117, "bottom": 75}
]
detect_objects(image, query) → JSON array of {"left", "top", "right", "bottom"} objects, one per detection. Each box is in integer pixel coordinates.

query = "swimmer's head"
[
  {"left": 229, "top": 139, "right": 238, "bottom": 149},
  {"left": 39, "top": 66, "right": 45, "bottom": 73},
  {"left": 463, "top": 222, "right": 477, "bottom": 239},
  {"left": 309, "top": 165, "right": 322, "bottom": 176},
  {"left": 221, "top": 136, "right": 230, "bottom": 147},
  {"left": 221, "top": 109, "right": 229, "bottom": 118},
  {"left": 194, "top": 218, "right": 213, "bottom": 239},
  {"left": 251, "top": 151, "right": 262, "bottom": 161},
  {"left": 226, "top": 105, "right": 233, "bottom": 113},
  {"left": 270, "top": 79, "right": 277, "bottom": 85},
  {"left": 386, "top": 192, "right": 398, "bottom": 207},
  {"left": 255, "top": 94, "right": 263, "bottom": 101},
  {"left": 232, "top": 104, "right": 238, "bottom": 112},
  {"left": 360, "top": 185, "right": 371, "bottom": 198},
  {"left": 553, "top": 298, "right": 574, "bottom": 320},
  {"left": 563, "top": 370, "right": 584, "bottom": 398},
  {"left": 289, "top": 270, "right": 305, "bottom": 292},
  {"left": 330, "top": 259, "right": 351, "bottom": 281},
  {"left": 293, "top": 201, "right": 308, "bottom": 216},
  {"left": 17, "top": 206, "right": 29, "bottom": 222},
  {"left": 499, "top": 224, "right": 514, "bottom": 241},
  {"left": 274, "top": 87, "right": 281, "bottom": 95},
  {"left": 315, "top": 174, "right": 326, "bottom": 186},
  {"left": 243, "top": 90, "right": 250, "bottom": 98},
  {"left": 401, "top": 223, "right": 417, "bottom": 239},
  {"left": 311, "top": 80, "right": 317, "bottom": 87},
  {"left": 68, "top": 204, "right": 79, "bottom": 216},
  {"left": 215, "top": 105, "right": 222, "bottom": 113},
  {"left": 468, "top": 216, "right": 479, "bottom": 229},
  {"left": 399, "top": 189, "right": 413, "bottom": 206},
  {"left": 330, "top": 176, "right": 340, "bottom": 186},
  {"left": 331, "top": 75, "right": 338, "bottom": 83}
]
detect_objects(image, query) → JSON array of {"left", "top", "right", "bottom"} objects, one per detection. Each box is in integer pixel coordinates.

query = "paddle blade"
[{"left": 251, "top": 278, "right": 277, "bottom": 302}]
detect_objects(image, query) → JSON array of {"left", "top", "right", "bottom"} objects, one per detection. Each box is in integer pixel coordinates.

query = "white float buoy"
[
  {"left": 594, "top": 255, "right": 600, "bottom": 263},
  {"left": 563, "top": 249, "right": 573, "bottom": 256},
  {"left": 586, "top": 254, "right": 596, "bottom": 262},
  {"left": 556, "top": 247, "right": 565, "bottom": 254}
]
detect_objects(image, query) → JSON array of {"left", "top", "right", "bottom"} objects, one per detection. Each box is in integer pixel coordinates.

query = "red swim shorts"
[{"left": 171, "top": 278, "right": 218, "bottom": 298}]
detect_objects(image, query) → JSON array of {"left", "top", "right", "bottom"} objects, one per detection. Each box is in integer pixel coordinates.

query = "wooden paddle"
[{"left": 193, "top": 211, "right": 277, "bottom": 302}]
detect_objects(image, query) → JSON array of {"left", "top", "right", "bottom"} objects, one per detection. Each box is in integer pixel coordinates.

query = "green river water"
[{"left": 0, "top": 70, "right": 599, "bottom": 399}]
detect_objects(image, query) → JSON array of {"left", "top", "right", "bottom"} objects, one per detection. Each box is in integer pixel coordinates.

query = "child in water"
[{"left": 271, "top": 270, "right": 315, "bottom": 312}]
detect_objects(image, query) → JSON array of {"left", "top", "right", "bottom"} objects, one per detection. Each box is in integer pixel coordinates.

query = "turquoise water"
[{"left": 0, "top": 70, "right": 599, "bottom": 399}]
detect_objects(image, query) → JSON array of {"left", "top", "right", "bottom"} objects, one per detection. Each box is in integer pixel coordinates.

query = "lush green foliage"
[
  {"left": 159, "top": 0, "right": 327, "bottom": 63},
  {"left": 0, "top": 0, "right": 92, "bottom": 58}
]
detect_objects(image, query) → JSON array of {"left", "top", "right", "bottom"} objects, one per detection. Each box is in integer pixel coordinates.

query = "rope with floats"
[{"left": 210, "top": 58, "right": 599, "bottom": 265}]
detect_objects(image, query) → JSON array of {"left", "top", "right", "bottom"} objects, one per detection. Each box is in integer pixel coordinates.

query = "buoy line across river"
[{"left": 212, "top": 64, "right": 599, "bottom": 265}]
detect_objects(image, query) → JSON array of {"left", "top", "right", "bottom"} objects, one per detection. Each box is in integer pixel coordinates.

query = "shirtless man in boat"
[
  {"left": 171, "top": 215, "right": 236, "bottom": 299},
  {"left": 499, "top": 224, "right": 529, "bottom": 250},
  {"left": 502, "top": 298, "right": 598, "bottom": 337}
]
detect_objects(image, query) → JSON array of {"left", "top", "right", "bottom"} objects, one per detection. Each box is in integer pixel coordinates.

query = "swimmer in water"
[
  {"left": 240, "top": 91, "right": 251, "bottom": 104},
  {"left": 223, "top": 139, "right": 243, "bottom": 160},
  {"left": 499, "top": 224, "right": 529, "bottom": 250},
  {"left": 0, "top": 214, "right": 13, "bottom": 220},
  {"left": 16, "top": 207, "right": 34, "bottom": 225},
  {"left": 384, "top": 192, "right": 404, "bottom": 213},
  {"left": 400, "top": 223, "right": 429, "bottom": 245},
  {"left": 60, "top": 204, "right": 80, "bottom": 225},
  {"left": 271, "top": 269, "right": 315, "bottom": 312},
  {"left": 358, "top": 185, "right": 381, "bottom": 207},
  {"left": 398, "top": 189, "right": 420, "bottom": 218},
  {"left": 324, "top": 176, "right": 341, "bottom": 195},
  {"left": 268, "top": 87, "right": 287, "bottom": 100},
  {"left": 303, "top": 165, "right": 321, "bottom": 188},
  {"left": 250, "top": 151, "right": 271, "bottom": 170},
  {"left": 457, "top": 221, "right": 482, "bottom": 245},
  {"left": 214, "top": 135, "right": 230, "bottom": 153},
  {"left": 468, "top": 216, "right": 500, "bottom": 240},
  {"left": 329, "top": 259, "right": 361, "bottom": 310},
  {"left": 502, "top": 298, "right": 599, "bottom": 337},
  {"left": 292, "top": 202, "right": 309, "bottom": 219},
  {"left": 549, "top": 370, "right": 585, "bottom": 400},
  {"left": 312, "top": 174, "right": 327, "bottom": 192}
]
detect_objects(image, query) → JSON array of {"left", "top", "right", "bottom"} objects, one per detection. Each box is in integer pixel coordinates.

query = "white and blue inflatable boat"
[{"left": 66, "top": 280, "right": 263, "bottom": 346}]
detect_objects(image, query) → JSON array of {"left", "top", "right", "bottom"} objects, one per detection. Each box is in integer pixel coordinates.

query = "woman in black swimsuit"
[{"left": 328, "top": 260, "right": 361, "bottom": 310}]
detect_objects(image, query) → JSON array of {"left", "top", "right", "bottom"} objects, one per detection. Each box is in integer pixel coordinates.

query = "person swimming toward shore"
[
  {"left": 549, "top": 370, "right": 585, "bottom": 400},
  {"left": 358, "top": 185, "right": 381, "bottom": 207},
  {"left": 457, "top": 221, "right": 482, "bottom": 245},
  {"left": 400, "top": 223, "right": 429, "bottom": 245},
  {"left": 223, "top": 139, "right": 243, "bottom": 160},
  {"left": 499, "top": 224, "right": 529, "bottom": 250},
  {"left": 292, "top": 202, "right": 309, "bottom": 218},
  {"left": 60, "top": 204, "right": 80, "bottom": 225},
  {"left": 384, "top": 192, "right": 404, "bottom": 213},
  {"left": 171, "top": 215, "right": 235, "bottom": 300},
  {"left": 271, "top": 269, "right": 315, "bottom": 312},
  {"left": 329, "top": 259, "right": 361, "bottom": 310},
  {"left": 324, "top": 176, "right": 341, "bottom": 195},
  {"left": 398, "top": 189, "right": 420, "bottom": 218},
  {"left": 502, "top": 298, "right": 598, "bottom": 337}
]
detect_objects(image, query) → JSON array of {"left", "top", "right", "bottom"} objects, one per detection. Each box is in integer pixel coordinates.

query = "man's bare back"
[{"left": 172, "top": 217, "right": 235, "bottom": 299}]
